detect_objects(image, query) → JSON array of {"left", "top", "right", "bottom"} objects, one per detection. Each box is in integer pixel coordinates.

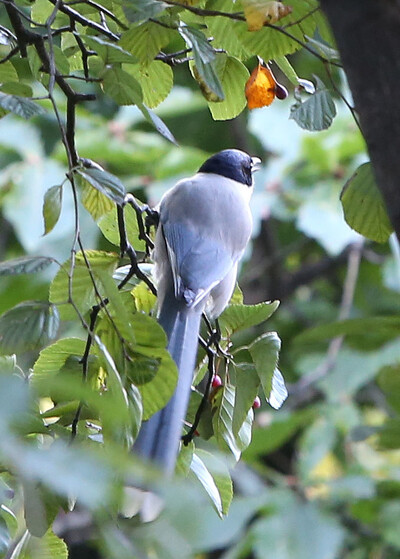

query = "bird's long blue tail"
[{"left": 134, "top": 291, "right": 202, "bottom": 474}]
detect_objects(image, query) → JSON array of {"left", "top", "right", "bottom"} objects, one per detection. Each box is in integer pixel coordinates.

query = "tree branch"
[{"left": 47, "top": 0, "right": 120, "bottom": 40}]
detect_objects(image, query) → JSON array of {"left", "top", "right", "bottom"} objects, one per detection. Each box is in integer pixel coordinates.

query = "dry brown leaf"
[{"left": 243, "top": 0, "right": 292, "bottom": 32}]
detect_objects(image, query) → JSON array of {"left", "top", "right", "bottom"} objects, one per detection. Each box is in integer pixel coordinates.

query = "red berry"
[
  {"left": 212, "top": 374, "right": 223, "bottom": 388},
  {"left": 252, "top": 396, "right": 261, "bottom": 409}
]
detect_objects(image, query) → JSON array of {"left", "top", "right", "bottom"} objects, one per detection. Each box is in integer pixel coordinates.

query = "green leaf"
[
  {"left": 134, "top": 349, "right": 177, "bottom": 419},
  {"left": 27, "top": 46, "right": 43, "bottom": 79},
  {"left": 176, "top": 440, "right": 194, "bottom": 476},
  {"left": 129, "top": 314, "right": 177, "bottom": 418},
  {"left": 190, "top": 452, "right": 223, "bottom": 516},
  {"left": 0, "top": 93, "right": 45, "bottom": 119},
  {"left": 137, "top": 102, "right": 178, "bottom": 144},
  {"left": 0, "top": 82, "right": 32, "bottom": 97},
  {"left": 248, "top": 332, "right": 287, "bottom": 409},
  {"left": 81, "top": 181, "right": 114, "bottom": 221},
  {"left": 131, "top": 281, "right": 157, "bottom": 313},
  {"left": 49, "top": 250, "right": 119, "bottom": 320},
  {"left": 97, "top": 204, "right": 146, "bottom": 251},
  {"left": 31, "top": 0, "right": 55, "bottom": 23},
  {"left": 123, "top": 0, "right": 168, "bottom": 24},
  {"left": 32, "top": 337, "right": 86, "bottom": 385},
  {"left": 42, "top": 184, "right": 63, "bottom": 235},
  {"left": 20, "top": 529, "right": 68, "bottom": 559},
  {"left": 290, "top": 78, "right": 336, "bottom": 131},
  {"left": 0, "top": 302, "right": 59, "bottom": 354},
  {"left": 0, "top": 354, "right": 19, "bottom": 375},
  {"left": 94, "top": 336, "right": 134, "bottom": 447},
  {"left": 127, "top": 61, "right": 173, "bottom": 108},
  {"left": 219, "top": 300, "right": 279, "bottom": 336},
  {"left": 179, "top": 26, "right": 224, "bottom": 99},
  {"left": 33, "top": 337, "right": 138, "bottom": 440},
  {"left": 52, "top": 45, "right": 70, "bottom": 76},
  {"left": 84, "top": 36, "right": 137, "bottom": 65},
  {"left": 341, "top": 162, "right": 393, "bottom": 243},
  {"left": 0, "top": 504, "right": 16, "bottom": 546},
  {"left": 274, "top": 55, "right": 300, "bottom": 86},
  {"left": 194, "top": 449, "right": 233, "bottom": 516},
  {"left": 208, "top": 55, "right": 249, "bottom": 121},
  {"left": 103, "top": 67, "right": 143, "bottom": 106},
  {"left": 23, "top": 482, "right": 60, "bottom": 538},
  {"left": 93, "top": 268, "right": 137, "bottom": 343},
  {"left": 0, "top": 256, "right": 53, "bottom": 276},
  {"left": 306, "top": 35, "right": 340, "bottom": 62},
  {"left": 120, "top": 22, "right": 173, "bottom": 65},
  {"left": 232, "top": 363, "right": 259, "bottom": 435},
  {"left": 95, "top": 310, "right": 177, "bottom": 420},
  {"left": 212, "top": 384, "right": 253, "bottom": 460},
  {"left": 0, "top": 61, "right": 18, "bottom": 83},
  {"left": 205, "top": 0, "right": 249, "bottom": 60},
  {"left": 76, "top": 165, "right": 126, "bottom": 205},
  {"left": 128, "top": 383, "right": 143, "bottom": 439},
  {"left": 113, "top": 264, "right": 154, "bottom": 292}
]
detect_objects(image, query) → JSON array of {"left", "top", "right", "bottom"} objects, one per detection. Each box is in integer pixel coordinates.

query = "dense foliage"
[{"left": 0, "top": 0, "right": 400, "bottom": 558}]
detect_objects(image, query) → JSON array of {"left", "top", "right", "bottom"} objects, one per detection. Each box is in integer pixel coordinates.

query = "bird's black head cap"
[{"left": 198, "top": 149, "right": 261, "bottom": 186}]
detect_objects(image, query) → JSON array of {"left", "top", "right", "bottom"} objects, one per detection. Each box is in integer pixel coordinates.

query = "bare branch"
[
  {"left": 65, "top": 0, "right": 128, "bottom": 30},
  {"left": 47, "top": 0, "right": 120, "bottom": 40}
]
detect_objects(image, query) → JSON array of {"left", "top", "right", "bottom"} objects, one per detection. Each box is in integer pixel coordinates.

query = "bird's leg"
[
  {"left": 117, "top": 203, "right": 157, "bottom": 294},
  {"left": 202, "top": 315, "right": 233, "bottom": 360},
  {"left": 123, "top": 193, "right": 159, "bottom": 256}
]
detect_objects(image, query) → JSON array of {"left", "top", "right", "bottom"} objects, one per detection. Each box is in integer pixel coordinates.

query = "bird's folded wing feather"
[{"left": 162, "top": 221, "right": 236, "bottom": 307}]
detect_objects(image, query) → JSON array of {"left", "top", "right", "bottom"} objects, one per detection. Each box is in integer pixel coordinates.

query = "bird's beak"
[{"left": 251, "top": 156, "right": 262, "bottom": 173}]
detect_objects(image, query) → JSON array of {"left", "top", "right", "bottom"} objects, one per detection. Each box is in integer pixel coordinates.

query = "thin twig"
[
  {"left": 282, "top": 6, "right": 320, "bottom": 28},
  {"left": 324, "top": 61, "right": 362, "bottom": 133},
  {"left": 47, "top": 0, "right": 120, "bottom": 40},
  {"left": 71, "top": 27, "right": 96, "bottom": 80},
  {"left": 65, "top": 0, "right": 128, "bottom": 30}
]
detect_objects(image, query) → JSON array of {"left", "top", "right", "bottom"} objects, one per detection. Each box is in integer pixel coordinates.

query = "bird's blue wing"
[{"left": 162, "top": 221, "right": 236, "bottom": 307}]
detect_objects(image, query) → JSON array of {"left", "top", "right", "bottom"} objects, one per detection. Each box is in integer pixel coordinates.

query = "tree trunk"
[{"left": 319, "top": 0, "right": 400, "bottom": 242}]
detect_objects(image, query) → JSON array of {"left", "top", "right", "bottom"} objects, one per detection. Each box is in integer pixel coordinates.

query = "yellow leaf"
[{"left": 243, "top": 0, "right": 293, "bottom": 32}]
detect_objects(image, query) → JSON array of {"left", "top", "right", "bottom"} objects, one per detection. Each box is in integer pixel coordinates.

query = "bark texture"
[{"left": 319, "top": 0, "right": 400, "bottom": 242}]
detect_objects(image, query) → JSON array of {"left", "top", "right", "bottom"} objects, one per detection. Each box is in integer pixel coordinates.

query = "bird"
[{"left": 134, "top": 149, "right": 261, "bottom": 474}]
